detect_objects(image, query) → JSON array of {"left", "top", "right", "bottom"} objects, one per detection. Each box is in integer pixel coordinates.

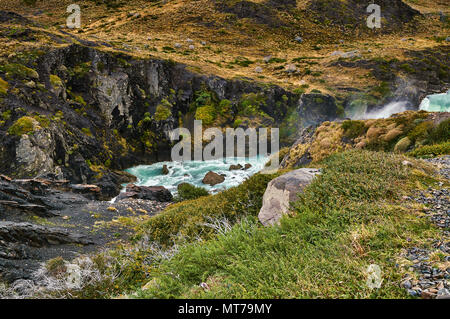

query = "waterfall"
[{"left": 419, "top": 90, "right": 450, "bottom": 112}]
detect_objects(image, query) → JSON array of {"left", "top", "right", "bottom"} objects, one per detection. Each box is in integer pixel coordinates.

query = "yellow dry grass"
[{"left": 0, "top": 0, "right": 448, "bottom": 94}]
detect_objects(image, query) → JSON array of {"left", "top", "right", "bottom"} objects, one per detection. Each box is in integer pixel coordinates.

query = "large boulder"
[
  {"left": 258, "top": 168, "right": 320, "bottom": 226},
  {"left": 117, "top": 184, "right": 173, "bottom": 202},
  {"left": 202, "top": 171, "right": 225, "bottom": 186}
]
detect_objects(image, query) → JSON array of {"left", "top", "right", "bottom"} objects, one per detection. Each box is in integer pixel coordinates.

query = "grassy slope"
[{"left": 122, "top": 150, "right": 445, "bottom": 299}]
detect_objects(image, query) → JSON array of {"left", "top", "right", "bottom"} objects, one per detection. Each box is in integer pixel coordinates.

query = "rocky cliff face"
[{"left": 0, "top": 44, "right": 310, "bottom": 198}]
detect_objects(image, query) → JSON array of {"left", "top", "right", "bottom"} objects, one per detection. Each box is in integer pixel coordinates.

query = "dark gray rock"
[
  {"left": 0, "top": 222, "right": 93, "bottom": 247},
  {"left": 119, "top": 184, "right": 173, "bottom": 202},
  {"left": 297, "top": 94, "right": 340, "bottom": 127}
]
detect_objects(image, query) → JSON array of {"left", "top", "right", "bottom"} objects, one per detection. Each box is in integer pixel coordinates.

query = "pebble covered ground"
[{"left": 401, "top": 156, "right": 450, "bottom": 299}]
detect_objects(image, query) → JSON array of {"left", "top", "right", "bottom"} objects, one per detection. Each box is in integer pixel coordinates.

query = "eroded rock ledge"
[{"left": 0, "top": 175, "right": 170, "bottom": 283}]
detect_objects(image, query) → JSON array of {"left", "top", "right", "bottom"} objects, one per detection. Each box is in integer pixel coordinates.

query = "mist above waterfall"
[{"left": 352, "top": 101, "right": 409, "bottom": 120}]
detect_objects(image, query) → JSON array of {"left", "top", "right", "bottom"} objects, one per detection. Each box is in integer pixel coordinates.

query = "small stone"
[
  {"left": 285, "top": 64, "right": 297, "bottom": 73},
  {"left": 294, "top": 36, "right": 303, "bottom": 43},
  {"left": 437, "top": 288, "right": 450, "bottom": 297},
  {"left": 186, "top": 38, "right": 194, "bottom": 44},
  {"left": 188, "top": 45, "right": 195, "bottom": 50},
  {"left": 263, "top": 55, "right": 272, "bottom": 63},
  {"left": 341, "top": 50, "right": 361, "bottom": 58},
  {"left": 407, "top": 289, "right": 418, "bottom": 297},
  {"left": 174, "top": 43, "right": 182, "bottom": 48},
  {"left": 402, "top": 160, "right": 413, "bottom": 167},
  {"left": 402, "top": 280, "right": 412, "bottom": 289},
  {"left": 330, "top": 51, "right": 344, "bottom": 56}
]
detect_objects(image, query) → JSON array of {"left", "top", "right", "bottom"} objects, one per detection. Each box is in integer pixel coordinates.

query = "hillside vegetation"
[
  {"left": 0, "top": 0, "right": 448, "bottom": 97},
  {"left": 282, "top": 111, "right": 450, "bottom": 167}
]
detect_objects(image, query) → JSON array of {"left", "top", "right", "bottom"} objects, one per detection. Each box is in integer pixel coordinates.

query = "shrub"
[
  {"left": 0, "top": 77, "right": 9, "bottom": 96},
  {"left": 394, "top": 136, "right": 411, "bottom": 153},
  {"left": 233, "top": 119, "right": 243, "bottom": 128},
  {"left": 2, "top": 63, "right": 39, "bottom": 80},
  {"left": 195, "top": 104, "right": 216, "bottom": 125},
  {"left": 408, "top": 141, "right": 450, "bottom": 158},
  {"left": 233, "top": 57, "right": 254, "bottom": 67},
  {"left": 218, "top": 99, "right": 232, "bottom": 115},
  {"left": 407, "top": 121, "right": 433, "bottom": 143},
  {"left": 8, "top": 116, "right": 36, "bottom": 136},
  {"left": 74, "top": 95, "right": 87, "bottom": 106},
  {"left": 429, "top": 119, "right": 450, "bottom": 144},
  {"left": 239, "top": 93, "right": 266, "bottom": 116},
  {"left": 177, "top": 183, "right": 209, "bottom": 201},
  {"left": 1, "top": 110, "right": 11, "bottom": 121},
  {"left": 50, "top": 74, "right": 63, "bottom": 88},
  {"left": 341, "top": 120, "right": 366, "bottom": 138},
  {"left": 22, "top": 0, "right": 37, "bottom": 5},
  {"left": 81, "top": 127, "right": 93, "bottom": 136},
  {"left": 154, "top": 104, "right": 171, "bottom": 121}
]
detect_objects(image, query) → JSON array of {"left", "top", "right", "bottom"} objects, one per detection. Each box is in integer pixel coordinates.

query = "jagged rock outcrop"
[
  {"left": 0, "top": 222, "right": 93, "bottom": 247},
  {"left": 0, "top": 174, "right": 170, "bottom": 283},
  {"left": 117, "top": 184, "right": 173, "bottom": 202},
  {"left": 297, "top": 94, "right": 341, "bottom": 127},
  {"left": 258, "top": 168, "right": 320, "bottom": 226}
]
